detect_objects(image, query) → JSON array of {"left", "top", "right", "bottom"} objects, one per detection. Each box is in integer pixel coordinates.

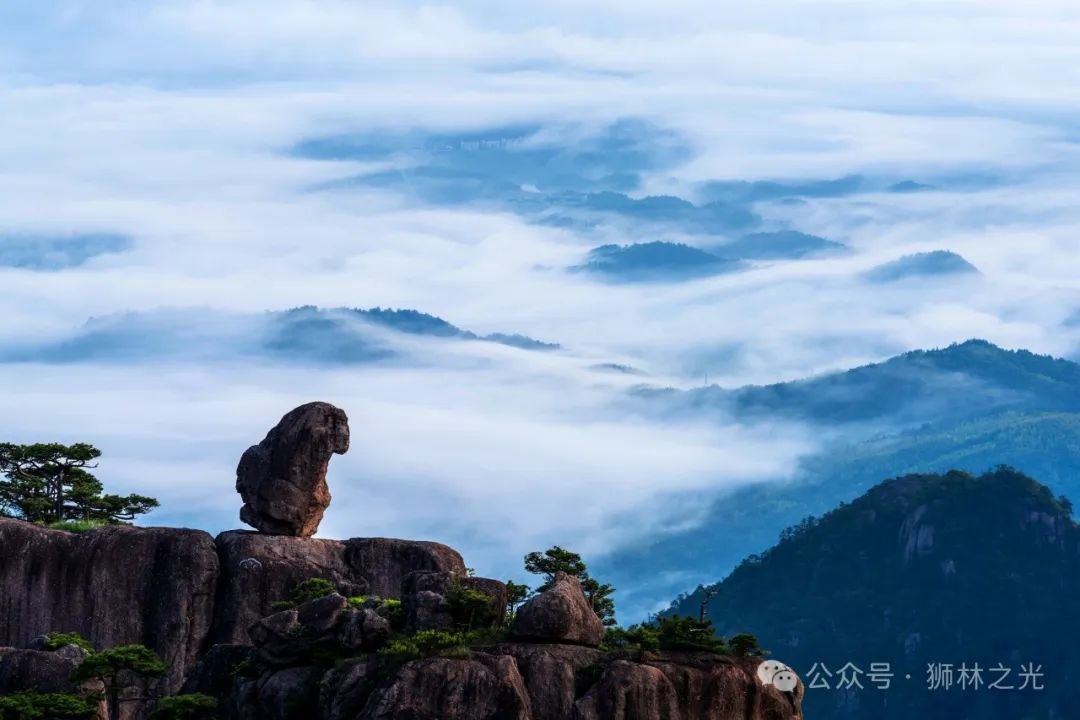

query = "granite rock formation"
[
  {"left": 188, "top": 631, "right": 803, "bottom": 720},
  {"left": 0, "top": 518, "right": 219, "bottom": 693},
  {"left": 212, "top": 531, "right": 467, "bottom": 645},
  {"left": 512, "top": 571, "right": 605, "bottom": 647},
  {"left": 236, "top": 401, "right": 350, "bottom": 536}
]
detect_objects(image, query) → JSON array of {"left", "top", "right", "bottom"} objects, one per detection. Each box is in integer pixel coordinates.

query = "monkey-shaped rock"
[{"left": 237, "top": 401, "right": 350, "bottom": 537}]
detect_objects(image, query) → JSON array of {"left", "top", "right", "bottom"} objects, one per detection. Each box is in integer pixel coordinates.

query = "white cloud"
[{"left": 3, "top": 0, "right": 1080, "bottom": 614}]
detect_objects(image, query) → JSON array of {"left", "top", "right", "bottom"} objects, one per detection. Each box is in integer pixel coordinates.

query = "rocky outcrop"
[
  {"left": 212, "top": 531, "right": 358, "bottom": 645},
  {"left": 237, "top": 401, "right": 350, "bottom": 536},
  {"left": 358, "top": 655, "right": 533, "bottom": 720},
  {"left": 512, "top": 572, "right": 604, "bottom": 647},
  {"left": 208, "top": 637, "right": 801, "bottom": 720},
  {"left": 345, "top": 538, "right": 468, "bottom": 599},
  {"left": 248, "top": 594, "right": 391, "bottom": 668},
  {"left": 212, "top": 531, "right": 466, "bottom": 645},
  {"left": 0, "top": 518, "right": 219, "bottom": 693},
  {"left": 402, "top": 572, "right": 508, "bottom": 633},
  {"left": 0, "top": 646, "right": 90, "bottom": 695}
]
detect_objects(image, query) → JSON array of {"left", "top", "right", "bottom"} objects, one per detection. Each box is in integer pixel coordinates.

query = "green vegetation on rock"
[
  {"left": 149, "top": 694, "right": 217, "bottom": 720},
  {"left": 43, "top": 631, "right": 94, "bottom": 653},
  {"left": 0, "top": 691, "right": 98, "bottom": 720}
]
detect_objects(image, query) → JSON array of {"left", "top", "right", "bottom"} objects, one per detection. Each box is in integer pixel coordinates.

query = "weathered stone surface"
[
  {"left": 337, "top": 608, "right": 391, "bottom": 652},
  {"left": 0, "top": 646, "right": 87, "bottom": 694},
  {"left": 344, "top": 538, "right": 467, "bottom": 598},
  {"left": 181, "top": 644, "right": 254, "bottom": 698},
  {"left": 248, "top": 594, "right": 389, "bottom": 669},
  {"left": 402, "top": 572, "right": 508, "bottom": 632},
  {"left": 512, "top": 572, "right": 604, "bottom": 647},
  {"left": 237, "top": 401, "right": 350, "bottom": 537},
  {"left": 0, "top": 518, "right": 219, "bottom": 693},
  {"left": 572, "top": 660, "right": 681, "bottom": 720},
  {"left": 320, "top": 659, "right": 378, "bottom": 720},
  {"left": 311, "top": 645, "right": 802, "bottom": 720},
  {"left": 212, "top": 531, "right": 358, "bottom": 645},
  {"left": 360, "top": 656, "right": 532, "bottom": 720},
  {"left": 213, "top": 531, "right": 465, "bottom": 645},
  {"left": 255, "top": 665, "right": 325, "bottom": 720},
  {"left": 487, "top": 643, "right": 604, "bottom": 720}
]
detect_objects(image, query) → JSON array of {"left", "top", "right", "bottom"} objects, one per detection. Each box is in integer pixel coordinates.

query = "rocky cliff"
[
  {"left": 0, "top": 402, "right": 803, "bottom": 719},
  {"left": 0, "top": 519, "right": 804, "bottom": 719}
]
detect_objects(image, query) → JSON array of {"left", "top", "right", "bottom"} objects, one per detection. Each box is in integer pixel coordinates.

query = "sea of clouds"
[{"left": 3, "top": 0, "right": 1080, "bottom": 618}]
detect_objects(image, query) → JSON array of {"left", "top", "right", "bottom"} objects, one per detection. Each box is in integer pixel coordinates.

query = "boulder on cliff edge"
[
  {"left": 237, "top": 401, "right": 350, "bottom": 537},
  {"left": 512, "top": 572, "right": 604, "bottom": 647}
]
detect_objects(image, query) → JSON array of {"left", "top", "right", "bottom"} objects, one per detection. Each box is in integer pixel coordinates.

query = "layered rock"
[
  {"left": 0, "top": 518, "right": 219, "bottom": 693},
  {"left": 512, "top": 572, "right": 604, "bottom": 647},
  {"left": 237, "top": 401, "right": 350, "bottom": 536}
]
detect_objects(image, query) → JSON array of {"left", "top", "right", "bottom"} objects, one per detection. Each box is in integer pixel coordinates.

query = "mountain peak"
[{"left": 864, "top": 249, "right": 978, "bottom": 282}]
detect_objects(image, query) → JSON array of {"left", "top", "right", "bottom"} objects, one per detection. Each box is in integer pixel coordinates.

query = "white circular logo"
[{"left": 757, "top": 660, "right": 799, "bottom": 692}]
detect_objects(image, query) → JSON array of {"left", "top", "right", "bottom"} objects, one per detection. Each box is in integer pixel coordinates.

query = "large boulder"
[
  {"left": 0, "top": 646, "right": 90, "bottom": 694},
  {"left": 213, "top": 531, "right": 466, "bottom": 645},
  {"left": 0, "top": 518, "right": 218, "bottom": 693},
  {"left": 237, "top": 401, "right": 350, "bottom": 537},
  {"left": 512, "top": 572, "right": 604, "bottom": 647}
]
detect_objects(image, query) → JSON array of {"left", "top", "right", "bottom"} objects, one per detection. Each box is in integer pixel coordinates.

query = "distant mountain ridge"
[
  {"left": 0, "top": 306, "right": 560, "bottom": 364},
  {"left": 649, "top": 339, "right": 1080, "bottom": 426},
  {"left": 864, "top": 250, "right": 979, "bottom": 282},
  {"left": 602, "top": 340, "right": 1080, "bottom": 620},
  {"left": 665, "top": 467, "right": 1079, "bottom": 720},
  {"left": 572, "top": 242, "right": 744, "bottom": 282}
]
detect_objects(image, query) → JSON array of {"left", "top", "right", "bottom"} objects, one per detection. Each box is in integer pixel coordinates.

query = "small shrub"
[
  {"left": 379, "top": 598, "right": 405, "bottom": 630},
  {"left": 446, "top": 583, "right": 498, "bottom": 631},
  {"left": 47, "top": 519, "right": 112, "bottom": 533},
  {"left": 346, "top": 595, "right": 370, "bottom": 609},
  {"left": 377, "top": 629, "right": 473, "bottom": 661},
  {"left": 0, "top": 691, "right": 99, "bottom": 720},
  {"left": 72, "top": 644, "right": 169, "bottom": 684},
  {"left": 273, "top": 577, "right": 336, "bottom": 610},
  {"left": 43, "top": 631, "right": 94, "bottom": 653},
  {"left": 728, "top": 633, "right": 767, "bottom": 658},
  {"left": 149, "top": 694, "right": 217, "bottom": 720},
  {"left": 603, "top": 616, "right": 728, "bottom": 654}
]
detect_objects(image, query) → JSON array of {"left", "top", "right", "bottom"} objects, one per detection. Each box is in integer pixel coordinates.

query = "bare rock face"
[
  {"left": 0, "top": 646, "right": 89, "bottom": 694},
  {"left": 362, "top": 655, "right": 533, "bottom": 720},
  {"left": 0, "top": 518, "right": 219, "bottom": 693},
  {"left": 237, "top": 401, "right": 350, "bottom": 537},
  {"left": 512, "top": 572, "right": 605, "bottom": 647},
  {"left": 225, "top": 640, "right": 802, "bottom": 720},
  {"left": 212, "top": 531, "right": 467, "bottom": 645}
]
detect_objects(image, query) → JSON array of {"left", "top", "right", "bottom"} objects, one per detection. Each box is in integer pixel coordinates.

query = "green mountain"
[
  {"left": 573, "top": 241, "right": 745, "bottom": 282},
  {"left": 666, "top": 468, "right": 1080, "bottom": 720},
  {"left": 602, "top": 341, "right": 1080, "bottom": 620},
  {"left": 718, "top": 230, "right": 849, "bottom": 260},
  {"left": 864, "top": 250, "right": 979, "bottom": 282}
]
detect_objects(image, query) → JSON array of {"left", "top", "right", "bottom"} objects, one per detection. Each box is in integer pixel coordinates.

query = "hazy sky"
[{"left": 4, "top": 0, "right": 1080, "bottom": 618}]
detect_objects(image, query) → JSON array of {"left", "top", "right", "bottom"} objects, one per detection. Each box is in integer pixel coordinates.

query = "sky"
[{"left": 3, "top": 0, "right": 1080, "bottom": 619}]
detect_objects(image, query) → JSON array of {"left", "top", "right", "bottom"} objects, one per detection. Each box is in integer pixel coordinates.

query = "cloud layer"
[{"left": 4, "top": 0, "right": 1080, "bottom": 618}]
